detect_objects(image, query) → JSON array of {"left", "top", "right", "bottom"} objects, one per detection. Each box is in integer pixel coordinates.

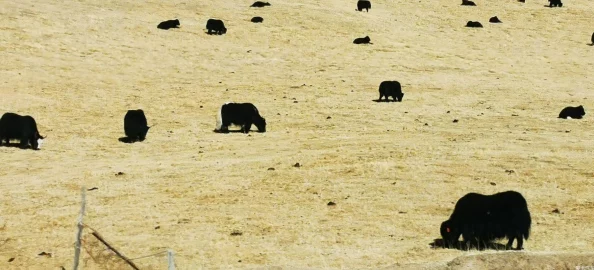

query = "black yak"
[
  {"left": 157, "top": 19, "right": 180, "bottom": 30},
  {"left": 549, "top": 0, "right": 563, "bottom": 7},
  {"left": 489, "top": 16, "right": 502, "bottom": 23},
  {"left": 215, "top": 102, "right": 266, "bottom": 134},
  {"left": 465, "top": 21, "right": 483, "bottom": 28},
  {"left": 461, "top": 0, "right": 476, "bottom": 6},
  {"left": 123, "top": 109, "right": 150, "bottom": 142},
  {"left": 251, "top": 16, "right": 264, "bottom": 23},
  {"left": 378, "top": 81, "right": 404, "bottom": 102},
  {"left": 206, "top": 19, "right": 227, "bottom": 35},
  {"left": 558, "top": 105, "right": 586, "bottom": 119},
  {"left": 440, "top": 191, "right": 532, "bottom": 250},
  {"left": 353, "top": 36, "right": 371, "bottom": 44},
  {"left": 251, "top": 1, "right": 271, "bottom": 7},
  {"left": 0, "top": 112, "right": 45, "bottom": 150},
  {"left": 356, "top": 0, "right": 371, "bottom": 12}
]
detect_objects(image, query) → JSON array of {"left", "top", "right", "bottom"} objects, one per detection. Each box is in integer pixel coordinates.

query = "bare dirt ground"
[{"left": 1, "top": 0, "right": 593, "bottom": 269}]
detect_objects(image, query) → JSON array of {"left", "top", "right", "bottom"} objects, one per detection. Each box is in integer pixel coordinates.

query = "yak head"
[
  {"left": 440, "top": 220, "right": 460, "bottom": 249},
  {"left": 254, "top": 117, "right": 266, "bottom": 132},
  {"left": 577, "top": 105, "right": 586, "bottom": 116}
]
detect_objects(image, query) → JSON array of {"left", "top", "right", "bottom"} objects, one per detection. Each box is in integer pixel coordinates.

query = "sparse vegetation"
[{"left": 1, "top": 0, "right": 593, "bottom": 269}]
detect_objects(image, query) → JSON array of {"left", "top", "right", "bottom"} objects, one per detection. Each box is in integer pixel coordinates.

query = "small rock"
[
  {"left": 505, "top": 169, "right": 515, "bottom": 174},
  {"left": 326, "top": 116, "right": 332, "bottom": 119},
  {"left": 293, "top": 101, "right": 298, "bottom": 103},
  {"left": 115, "top": 172, "right": 125, "bottom": 176},
  {"left": 447, "top": 111, "right": 451, "bottom": 113},
  {"left": 198, "top": 151, "right": 203, "bottom": 153},
  {"left": 230, "top": 230, "right": 243, "bottom": 236},
  {"left": 200, "top": 105, "right": 203, "bottom": 108},
  {"left": 398, "top": 211, "right": 407, "bottom": 214},
  {"left": 327, "top": 201, "right": 336, "bottom": 206},
  {"left": 552, "top": 208, "right": 562, "bottom": 214},
  {"left": 453, "top": 119, "right": 459, "bottom": 123},
  {"left": 238, "top": 260, "right": 242, "bottom": 262},
  {"left": 293, "top": 162, "right": 301, "bottom": 168},
  {"left": 490, "top": 182, "right": 496, "bottom": 186},
  {"left": 38, "top": 252, "right": 52, "bottom": 258},
  {"left": 155, "top": 226, "right": 160, "bottom": 229},
  {"left": 8, "top": 258, "right": 14, "bottom": 262},
  {"left": 87, "top": 187, "right": 98, "bottom": 191},
  {"left": 424, "top": 123, "right": 429, "bottom": 126},
  {"left": 565, "top": 130, "right": 570, "bottom": 133},
  {"left": 267, "top": 167, "right": 275, "bottom": 171},
  {"left": 512, "top": 114, "right": 519, "bottom": 116}
]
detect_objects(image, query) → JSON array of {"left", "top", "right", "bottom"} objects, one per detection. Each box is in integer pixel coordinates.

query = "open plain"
[{"left": 1, "top": 0, "right": 593, "bottom": 269}]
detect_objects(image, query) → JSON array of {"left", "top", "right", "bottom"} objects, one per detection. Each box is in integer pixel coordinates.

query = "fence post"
[
  {"left": 168, "top": 250, "right": 175, "bottom": 270},
  {"left": 73, "top": 186, "right": 86, "bottom": 270}
]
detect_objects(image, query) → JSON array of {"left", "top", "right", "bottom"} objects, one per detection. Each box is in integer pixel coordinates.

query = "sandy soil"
[{"left": 1, "top": 0, "right": 593, "bottom": 269}]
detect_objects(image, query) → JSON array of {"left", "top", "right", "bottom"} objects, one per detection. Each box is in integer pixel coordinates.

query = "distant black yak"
[
  {"left": 378, "top": 81, "right": 404, "bottom": 102},
  {"left": 206, "top": 19, "right": 227, "bottom": 35},
  {"left": 465, "top": 21, "right": 483, "bottom": 28},
  {"left": 558, "top": 105, "right": 586, "bottom": 119},
  {"left": 461, "top": 0, "right": 476, "bottom": 6},
  {"left": 489, "top": 16, "right": 502, "bottom": 23},
  {"left": 548, "top": 0, "right": 563, "bottom": 7},
  {"left": 251, "top": 16, "right": 264, "bottom": 23},
  {"left": 356, "top": 0, "right": 371, "bottom": 12},
  {"left": 157, "top": 19, "right": 180, "bottom": 30},
  {"left": 124, "top": 109, "right": 150, "bottom": 142},
  {"left": 440, "top": 191, "right": 532, "bottom": 250},
  {"left": 251, "top": 1, "right": 271, "bottom": 7},
  {"left": 591, "top": 32, "right": 594, "bottom": 45},
  {"left": 353, "top": 36, "right": 371, "bottom": 44},
  {"left": 0, "top": 112, "right": 44, "bottom": 150},
  {"left": 215, "top": 102, "right": 266, "bottom": 134}
]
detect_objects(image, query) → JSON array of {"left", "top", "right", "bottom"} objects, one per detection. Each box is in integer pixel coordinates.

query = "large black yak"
[
  {"left": 123, "top": 109, "right": 150, "bottom": 143},
  {"left": 0, "top": 112, "right": 45, "bottom": 150},
  {"left": 378, "top": 81, "right": 404, "bottom": 102},
  {"left": 206, "top": 19, "right": 227, "bottom": 35},
  {"left": 558, "top": 105, "right": 585, "bottom": 119},
  {"left": 440, "top": 191, "right": 532, "bottom": 250},
  {"left": 356, "top": 0, "right": 371, "bottom": 12},
  {"left": 215, "top": 102, "right": 266, "bottom": 134}
]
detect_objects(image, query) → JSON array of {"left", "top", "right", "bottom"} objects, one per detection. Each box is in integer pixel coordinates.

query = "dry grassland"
[{"left": 1, "top": 0, "right": 593, "bottom": 269}]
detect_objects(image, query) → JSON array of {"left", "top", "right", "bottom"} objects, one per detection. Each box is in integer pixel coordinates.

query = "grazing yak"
[
  {"left": 378, "top": 81, "right": 404, "bottom": 102},
  {"left": 558, "top": 105, "right": 586, "bottom": 119},
  {"left": 356, "top": 0, "right": 371, "bottom": 12},
  {"left": 440, "top": 191, "right": 532, "bottom": 250},
  {"left": 215, "top": 102, "right": 266, "bottom": 134},
  {"left": 466, "top": 21, "right": 483, "bottom": 28},
  {"left": 206, "top": 19, "right": 227, "bottom": 35},
  {"left": 251, "top": 1, "right": 271, "bottom": 7},
  {"left": 157, "top": 19, "right": 180, "bottom": 30},
  {"left": 353, "top": 36, "right": 371, "bottom": 44},
  {"left": 591, "top": 32, "right": 594, "bottom": 45},
  {"left": 549, "top": 0, "right": 563, "bottom": 7},
  {"left": 251, "top": 16, "right": 264, "bottom": 23},
  {"left": 124, "top": 109, "right": 150, "bottom": 142},
  {"left": 489, "top": 16, "right": 502, "bottom": 23},
  {"left": 0, "top": 112, "right": 44, "bottom": 150},
  {"left": 461, "top": 0, "right": 476, "bottom": 6}
]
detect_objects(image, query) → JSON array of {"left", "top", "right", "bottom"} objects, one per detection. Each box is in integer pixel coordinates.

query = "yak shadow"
[
  {"left": 213, "top": 129, "right": 264, "bottom": 134},
  {"left": 0, "top": 142, "right": 32, "bottom": 149},
  {"left": 372, "top": 99, "right": 399, "bottom": 103},
  {"left": 118, "top": 137, "right": 145, "bottom": 143},
  {"left": 430, "top": 238, "right": 509, "bottom": 251}
]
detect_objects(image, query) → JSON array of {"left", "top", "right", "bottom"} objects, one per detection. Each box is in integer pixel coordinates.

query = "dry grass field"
[{"left": 1, "top": 0, "right": 593, "bottom": 269}]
